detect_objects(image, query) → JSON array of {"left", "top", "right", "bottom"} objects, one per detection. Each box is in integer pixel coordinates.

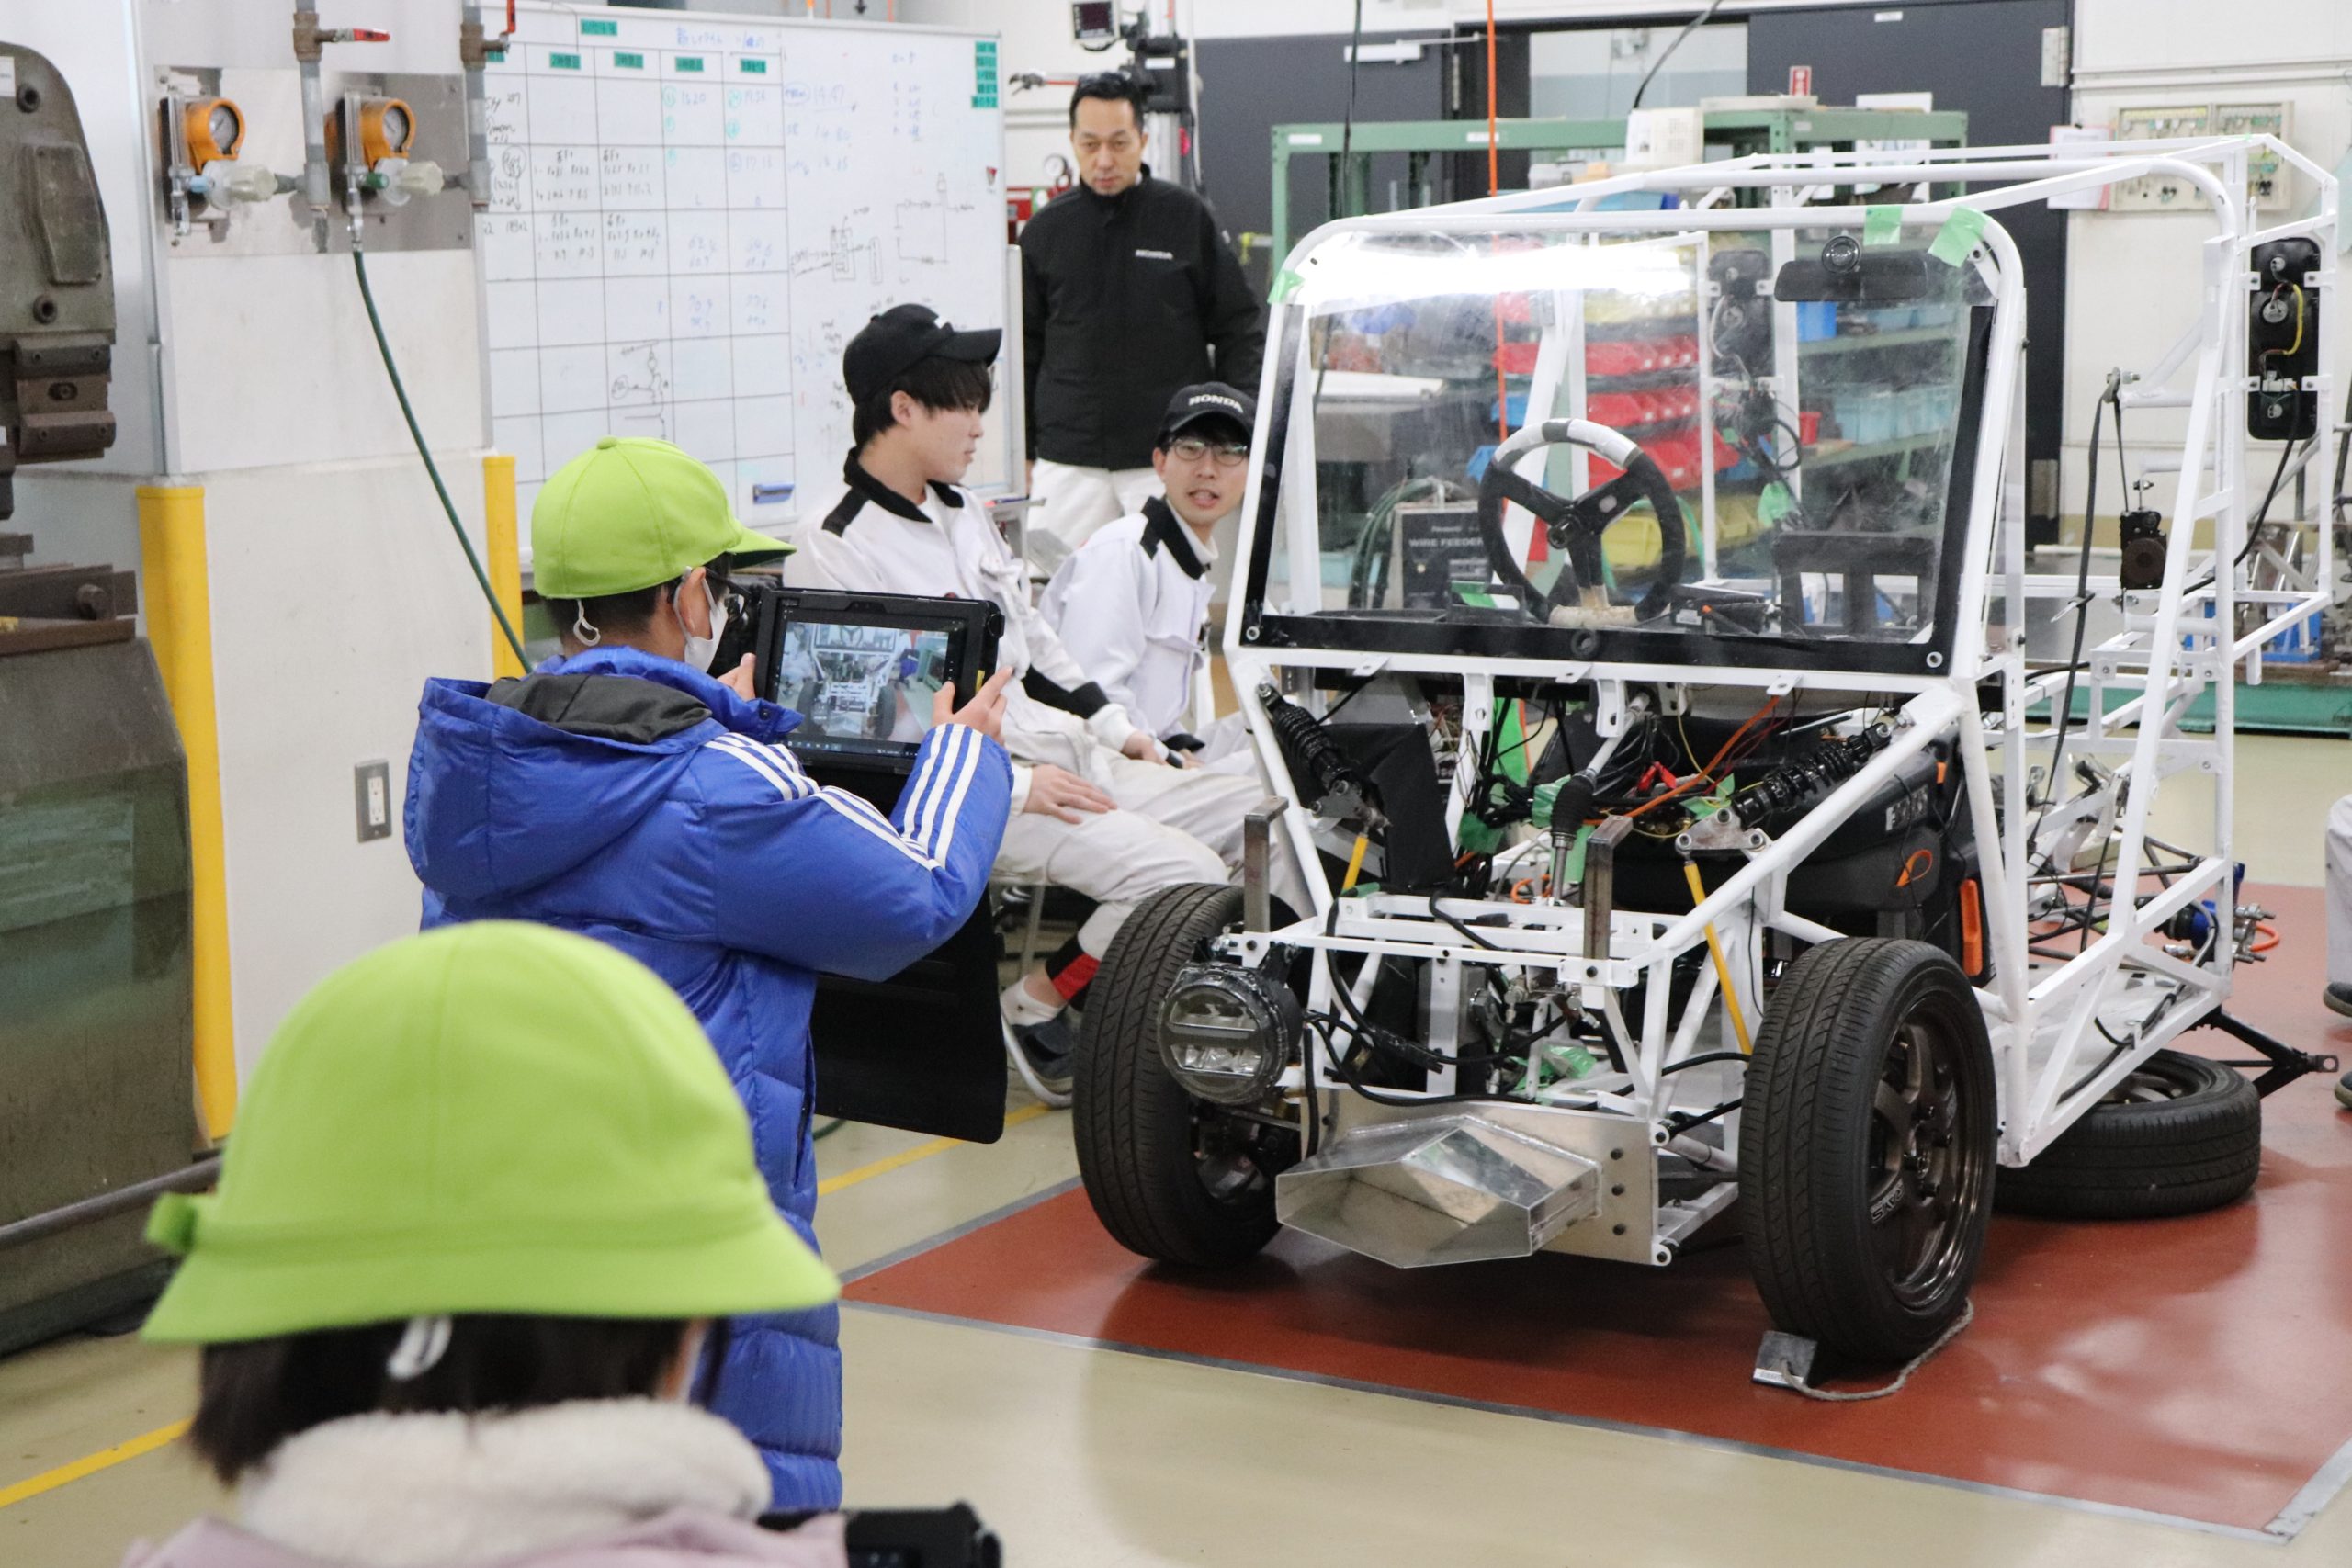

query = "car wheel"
[
  {"left": 1073, "top": 883, "right": 1294, "bottom": 1267},
  {"left": 1995, "top": 1048, "right": 2260, "bottom": 1219},
  {"left": 1741, "top": 938, "right": 1997, "bottom": 1362}
]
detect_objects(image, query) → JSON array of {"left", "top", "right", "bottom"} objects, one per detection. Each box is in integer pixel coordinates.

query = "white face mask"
[{"left": 680, "top": 578, "right": 727, "bottom": 675}]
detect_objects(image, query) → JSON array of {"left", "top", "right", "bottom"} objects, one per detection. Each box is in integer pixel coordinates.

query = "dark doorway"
[{"left": 1746, "top": 0, "right": 2073, "bottom": 544}]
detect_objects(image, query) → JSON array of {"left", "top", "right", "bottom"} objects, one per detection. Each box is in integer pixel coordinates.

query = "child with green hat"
[
  {"left": 126, "top": 922, "right": 849, "bottom": 1568},
  {"left": 406, "top": 436, "right": 1013, "bottom": 1508}
]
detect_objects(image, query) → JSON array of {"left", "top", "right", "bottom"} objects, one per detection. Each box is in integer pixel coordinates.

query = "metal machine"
[
  {"left": 0, "top": 44, "right": 203, "bottom": 1354},
  {"left": 1071, "top": 135, "right": 2342, "bottom": 1378}
]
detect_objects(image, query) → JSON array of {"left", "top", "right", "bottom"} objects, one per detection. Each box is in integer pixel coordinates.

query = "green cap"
[
  {"left": 532, "top": 436, "right": 790, "bottom": 599},
  {"left": 141, "top": 922, "right": 837, "bottom": 1343}
]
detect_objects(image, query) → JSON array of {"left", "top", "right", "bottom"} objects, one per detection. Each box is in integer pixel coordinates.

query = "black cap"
[
  {"left": 842, "top": 304, "right": 1001, "bottom": 404},
  {"left": 1156, "top": 382, "right": 1256, "bottom": 447}
]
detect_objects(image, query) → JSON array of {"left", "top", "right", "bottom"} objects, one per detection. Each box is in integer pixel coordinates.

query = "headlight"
[{"left": 1158, "top": 963, "right": 1300, "bottom": 1106}]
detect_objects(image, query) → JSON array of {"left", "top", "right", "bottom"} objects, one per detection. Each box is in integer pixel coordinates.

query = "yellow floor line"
[
  {"left": 0, "top": 1418, "right": 191, "bottom": 1511},
  {"left": 818, "top": 1102, "right": 1052, "bottom": 1197},
  {"left": 0, "top": 1105, "right": 1057, "bottom": 1512}
]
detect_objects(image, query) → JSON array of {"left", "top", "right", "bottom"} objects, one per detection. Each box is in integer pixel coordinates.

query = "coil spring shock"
[
  {"left": 1258, "top": 682, "right": 1384, "bottom": 826},
  {"left": 1732, "top": 725, "right": 1889, "bottom": 829}
]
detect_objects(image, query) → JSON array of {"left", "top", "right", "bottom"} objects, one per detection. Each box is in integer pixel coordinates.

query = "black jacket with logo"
[{"left": 1019, "top": 171, "right": 1264, "bottom": 471}]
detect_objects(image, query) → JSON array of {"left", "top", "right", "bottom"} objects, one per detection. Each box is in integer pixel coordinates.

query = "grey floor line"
[
  {"left": 835, "top": 1177, "right": 1081, "bottom": 1285},
  {"left": 2266, "top": 1430, "right": 2352, "bottom": 1540}
]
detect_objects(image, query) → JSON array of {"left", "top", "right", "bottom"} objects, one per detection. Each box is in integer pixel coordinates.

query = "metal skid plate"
[
  {"left": 1306, "top": 1094, "right": 1667, "bottom": 1266},
  {"left": 1276, "top": 1114, "right": 1600, "bottom": 1269}
]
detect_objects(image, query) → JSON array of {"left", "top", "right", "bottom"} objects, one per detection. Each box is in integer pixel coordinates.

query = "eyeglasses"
[{"left": 1169, "top": 436, "right": 1250, "bottom": 468}]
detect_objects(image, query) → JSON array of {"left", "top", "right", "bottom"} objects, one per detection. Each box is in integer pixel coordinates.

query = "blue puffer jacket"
[{"left": 402, "top": 646, "right": 1011, "bottom": 1510}]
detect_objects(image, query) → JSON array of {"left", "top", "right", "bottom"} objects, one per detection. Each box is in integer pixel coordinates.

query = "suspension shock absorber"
[
  {"left": 1257, "top": 682, "right": 1384, "bottom": 827},
  {"left": 1731, "top": 724, "right": 1889, "bottom": 830}
]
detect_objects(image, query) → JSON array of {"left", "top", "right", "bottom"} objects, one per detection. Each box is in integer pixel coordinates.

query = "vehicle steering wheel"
[{"left": 1476, "top": 418, "right": 1687, "bottom": 625}]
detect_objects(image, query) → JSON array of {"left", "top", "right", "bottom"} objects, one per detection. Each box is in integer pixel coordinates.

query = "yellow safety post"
[
  {"left": 136, "top": 484, "right": 237, "bottom": 1141},
  {"left": 483, "top": 452, "right": 525, "bottom": 678}
]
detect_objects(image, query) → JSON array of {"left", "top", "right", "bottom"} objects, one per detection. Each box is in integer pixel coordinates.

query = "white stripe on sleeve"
[{"left": 706, "top": 735, "right": 810, "bottom": 799}]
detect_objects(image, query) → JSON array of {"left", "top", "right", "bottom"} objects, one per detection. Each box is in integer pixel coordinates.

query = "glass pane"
[{"left": 1254, "top": 220, "right": 1983, "bottom": 658}]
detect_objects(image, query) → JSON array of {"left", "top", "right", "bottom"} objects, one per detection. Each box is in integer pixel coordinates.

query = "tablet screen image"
[{"left": 774, "top": 621, "right": 953, "bottom": 756}]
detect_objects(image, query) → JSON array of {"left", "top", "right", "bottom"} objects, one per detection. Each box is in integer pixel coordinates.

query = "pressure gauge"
[
  {"left": 356, "top": 96, "right": 414, "bottom": 164},
  {"left": 182, "top": 96, "right": 243, "bottom": 164}
]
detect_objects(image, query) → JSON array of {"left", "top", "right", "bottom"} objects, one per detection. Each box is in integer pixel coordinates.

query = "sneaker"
[
  {"left": 2327, "top": 983, "right": 2352, "bottom": 1020},
  {"left": 1008, "top": 1013, "right": 1076, "bottom": 1099},
  {"left": 2338, "top": 1070, "right": 2352, "bottom": 1112}
]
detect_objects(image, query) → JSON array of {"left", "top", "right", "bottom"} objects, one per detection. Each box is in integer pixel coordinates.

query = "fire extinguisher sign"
[{"left": 1789, "top": 65, "right": 1814, "bottom": 96}]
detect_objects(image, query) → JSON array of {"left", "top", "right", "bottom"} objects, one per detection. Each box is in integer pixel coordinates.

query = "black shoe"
[
  {"left": 1008, "top": 1013, "right": 1076, "bottom": 1098},
  {"left": 2327, "top": 983, "right": 2352, "bottom": 1020},
  {"left": 2337, "top": 1069, "right": 2352, "bottom": 1112}
]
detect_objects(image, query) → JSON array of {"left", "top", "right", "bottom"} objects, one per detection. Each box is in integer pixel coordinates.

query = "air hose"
[
  {"left": 354, "top": 249, "right": 529, "bottom": 668},
  {"left": 1681, "top": 858, "right": 1754, "bottom": 1055}
]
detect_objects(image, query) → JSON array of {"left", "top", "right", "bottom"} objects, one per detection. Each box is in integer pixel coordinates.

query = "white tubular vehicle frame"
[{"left": 1221, "top": 136, "right": 2337, "bottom": 1230}]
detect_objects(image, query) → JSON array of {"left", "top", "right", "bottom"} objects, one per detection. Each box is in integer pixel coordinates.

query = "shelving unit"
[
  {"left": 1797, "top": 326, "right": 1954, "bottom": 357},
  {"left": 1268, "top": 107, "right": 1971, "bottom": 264},
  {"left": 1804, "top": 433, "right": 1949, "bottom": 470}
]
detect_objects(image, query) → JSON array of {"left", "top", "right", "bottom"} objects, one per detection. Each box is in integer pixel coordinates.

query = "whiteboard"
[{"left": 477, "top": 3, "right": 1009, "bottom": 538}]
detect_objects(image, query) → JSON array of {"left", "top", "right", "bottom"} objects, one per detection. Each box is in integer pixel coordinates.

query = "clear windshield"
[{"left": 1250, "top": 220, "right": 1987, "bottom": 661}]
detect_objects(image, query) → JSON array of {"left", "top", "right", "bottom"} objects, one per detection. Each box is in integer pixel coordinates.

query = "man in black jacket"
[{"left": 1021, "top": 73, "right": 1264, "bottom": 565}]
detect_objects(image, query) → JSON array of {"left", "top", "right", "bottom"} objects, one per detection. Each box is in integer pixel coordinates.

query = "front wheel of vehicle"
[
  {"left": 1073, "top": 883, "right": 1294, "bottom": 1268},
  {"left": 1741, "top": 938, "right": 1997, "bottom": 1363}
]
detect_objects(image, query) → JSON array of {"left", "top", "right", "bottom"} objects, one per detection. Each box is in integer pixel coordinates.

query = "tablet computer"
[{"left": 750, "top": 587, "right": 1003, "bottom": 773}]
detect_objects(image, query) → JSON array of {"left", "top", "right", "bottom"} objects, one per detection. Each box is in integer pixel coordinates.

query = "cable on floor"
[{"left": 1776, "top": 1300, "right": 1975, "bottom": 1403}]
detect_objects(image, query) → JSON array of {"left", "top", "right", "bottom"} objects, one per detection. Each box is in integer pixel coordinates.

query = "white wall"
[
  {"left": 2060, "top": 0, "right": 2352, "bottom": 528},
  {"left": 4, "top": 0, "right": 492, "bottom": 1077},
  {"left": 895, "top": 0, "right": 1109, "bottom": 193}
]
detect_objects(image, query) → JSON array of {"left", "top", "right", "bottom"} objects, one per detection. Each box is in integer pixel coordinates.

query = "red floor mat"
[{"left": 849, "top": 886, "right": 2352, "bottom": 1533}]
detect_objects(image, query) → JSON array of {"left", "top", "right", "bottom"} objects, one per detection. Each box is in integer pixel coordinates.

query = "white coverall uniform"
[
  {"left": 1039, "top": 495, "right": 1246, "bottom": 765},
  {"left": 793, "top": 458, "right": 1298, "bottom": 956}
]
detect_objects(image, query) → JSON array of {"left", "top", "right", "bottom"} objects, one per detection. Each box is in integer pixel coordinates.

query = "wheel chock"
[{"left": 1751, "top": 1330, "right": 1820, "bottom": 1392}]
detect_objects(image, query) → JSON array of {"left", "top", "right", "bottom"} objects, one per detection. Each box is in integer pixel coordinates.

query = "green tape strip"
[
  {"left": 1270, "top": 268, "right": 1303, "bottom": 304},
  {"left": 1862, "top": 205, "right": 1903, "bottom": 246},
  {"left": 1928, "top": 208, "right": 1987, "bottom": 267}
]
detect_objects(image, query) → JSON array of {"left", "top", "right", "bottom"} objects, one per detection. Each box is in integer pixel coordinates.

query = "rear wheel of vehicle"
[
  {"left": 1074, "top": 883, "right": 1293, "bottom": 1267},
  {"left": 1995, "top": 1049, "right": 2260, "bottom": 1219},
  {"left": 1742, "top": 938, "right": 1996, "bottom": 1363}
]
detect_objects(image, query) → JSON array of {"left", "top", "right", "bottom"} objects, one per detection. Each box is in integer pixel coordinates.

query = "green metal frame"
[{"left": 1269, "top": 108, "right": 1973, "bottom": 265}]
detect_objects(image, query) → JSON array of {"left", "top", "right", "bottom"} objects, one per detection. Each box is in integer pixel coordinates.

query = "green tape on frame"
[{"left": 1928, "top": 208, "right": 1988, "bottom": 266}]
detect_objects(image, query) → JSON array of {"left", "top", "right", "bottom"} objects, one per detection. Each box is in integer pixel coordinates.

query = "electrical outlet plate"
[{"left": 355, "top": 760, "right": 391, "bottom": 842}]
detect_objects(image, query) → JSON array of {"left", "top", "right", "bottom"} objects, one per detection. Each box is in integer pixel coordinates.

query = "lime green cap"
[
  {"left": 142, "top": 922, "right": 837, "bottom": 1343},
  {"left": 532, "top": 436, "right": 790, "bottom": 599}
]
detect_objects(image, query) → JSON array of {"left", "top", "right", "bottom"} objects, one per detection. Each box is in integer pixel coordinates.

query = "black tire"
[
  {"left": 1073, "top": 883, "right": 1290, "bottom": 1267},
  {"left": 1995, "top": 1049, "right": 2260, "bottom": 1219},
  {"left": 1742, "top": 938, "right": 1997, "bottom": 1363}
]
